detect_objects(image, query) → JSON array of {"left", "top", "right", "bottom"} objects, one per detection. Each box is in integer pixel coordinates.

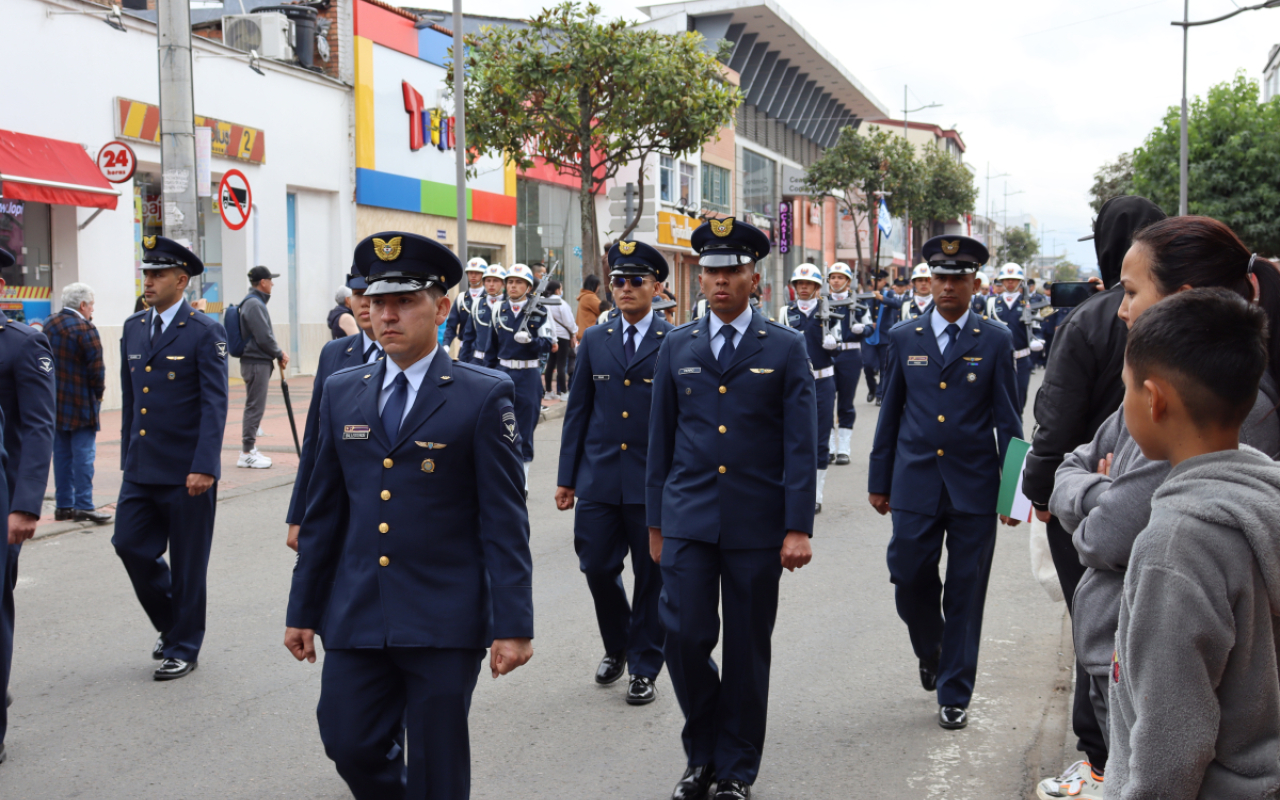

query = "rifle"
[{"left": 523, "top": 274, "right": 563, "bottom": 330}]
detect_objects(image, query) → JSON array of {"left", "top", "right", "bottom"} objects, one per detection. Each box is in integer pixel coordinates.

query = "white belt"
[
  {"left": 1014, "top": 348, "right": 1031, "bottom": 359},
  {"left": 838, "top": 342, "right": 861, "bottom": 351},
  {"left": 473, "top": 350, "right": 486, "bottom": 360},
  {"left": 500, "top": 359, "right": 540, "bottom": 370},
  {"left": 812, "top": 366, "right": 834, "bottom": 379}
]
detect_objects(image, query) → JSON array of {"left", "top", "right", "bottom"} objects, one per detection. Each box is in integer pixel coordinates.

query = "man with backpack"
[{"left": 236, "top": 266, "right": 288, "bottom": 469}]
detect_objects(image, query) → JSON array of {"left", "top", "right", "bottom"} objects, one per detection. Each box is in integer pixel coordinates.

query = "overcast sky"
[{"left": 452, "top": 0, "right": 1280, "bottom": 269}]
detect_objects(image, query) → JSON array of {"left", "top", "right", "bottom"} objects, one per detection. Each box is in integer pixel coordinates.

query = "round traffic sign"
[
  {"left": 96, "top": 141, "right": 137, "bottom": 183},
  {"left": 218, "top": 169, "right": 253, "bottom": 231}
]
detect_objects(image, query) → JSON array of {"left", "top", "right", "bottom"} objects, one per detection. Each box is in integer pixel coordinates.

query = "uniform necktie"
[
  {"left": 382, "top": 372, "right": 409, "bottom": 441},
  {"left": 151, "top": 314, "right": 163, "bottom": 345},
  {"left": 363, "top": 342, "right": 379, "bottom": 363},
  {"left": 943, "top": 323, "right": 960, "bottom": 358},
  {"left": 624, "top": 325, "right": 637, "bottom": 366},
  {"left": 717, "top": 325, "right": 736, "bottom": 371}
]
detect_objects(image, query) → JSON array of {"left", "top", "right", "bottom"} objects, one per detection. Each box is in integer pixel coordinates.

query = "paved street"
[{"left": 0, "top": 374, "right": 1073, "bottom": 799}]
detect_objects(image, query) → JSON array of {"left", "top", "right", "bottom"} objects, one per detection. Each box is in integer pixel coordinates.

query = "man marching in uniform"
[
  {"left": 985, "top": 262, "right": 1043, "bottom": 416},
  {"left": 285, "top": 232, "right": 533, "bottom": 800},
  {"left": 780, "top": 263, "right": 856, "bottom": 512},
  {"left": 443, "top": 257, "right": 487, "bottom": 362},
  {"left": 648, "top": 217, "right": 816, "bottom": 800},
  {"left": 901, "top": 264, "right": 934, "bottom": 322},
  {"left": 556, "top": 239, "right": 674, "bottom": 706},
  {"left": 492, "top": 263, "right": 555, "bottom": 489},
  {"left": 114, "top": 236, "right": 229, "bottom": 680},
  {"left": 868, "top": 235, "right": 1022, "bottom": 730},
  {"left": 826, "top": 262, "right": 872, "bottom": 467},
  {"left": 467, "top": 263, "right": 506, "bottom": 369}
]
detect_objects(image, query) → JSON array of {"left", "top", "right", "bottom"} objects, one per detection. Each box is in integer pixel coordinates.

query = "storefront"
[{"left": 0, "top": 199, "right": 54, "bottom": 325}]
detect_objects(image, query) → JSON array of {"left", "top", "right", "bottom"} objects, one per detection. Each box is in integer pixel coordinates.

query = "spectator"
[
  {"left": 44, "top": 283, "right": 109, "bottom": 524},
  {"left": 532, "top": 262, "right": 549, "bottom": 282},
  {"left": 576, "top": 273, "right": 603, "bottom": 332},
  {"left": 328, "top": 286, "right": 355, "bottom": 339},
  {"left": 543, "top": 279, "right": 578, "bottom": 400},
  {"left": 238, "top": 266, "right": 288, "bottom": 469}
]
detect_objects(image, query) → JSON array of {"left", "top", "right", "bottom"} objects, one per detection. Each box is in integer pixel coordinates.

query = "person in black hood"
[{"left": 1026, "top": 195, "right": 1166, "bottom": 799}]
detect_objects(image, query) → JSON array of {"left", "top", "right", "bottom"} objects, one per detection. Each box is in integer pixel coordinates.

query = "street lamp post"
[
  {"left": 902, "top": 85, "right": 941, "bottom": 270},
  {"left": 985, "top": 162, "right": 1009, "bottom": 250},
  {"left": 1172, "top": 0, "right": 1280, "bottom": 216}
]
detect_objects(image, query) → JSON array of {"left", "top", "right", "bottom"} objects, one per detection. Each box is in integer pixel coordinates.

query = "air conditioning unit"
[{"left": 222, "top": 13, "right": 293, "bottom": 61}]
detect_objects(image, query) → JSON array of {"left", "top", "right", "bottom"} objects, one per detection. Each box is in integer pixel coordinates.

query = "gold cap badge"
[
  {"left": 940, "top": 240, "right": 960, "bottom": 256},
  {"left": 373, "top": 236, "right": 403, "bottom": 262},
  {"left": 143, "top": 235, "right": 157, "bottom": 250},
  {"left": 710, "top": 218, "right": 734, "bottom": 238},
  {"left": 618, "top": 241, "right": 637, "bottom": 255}
]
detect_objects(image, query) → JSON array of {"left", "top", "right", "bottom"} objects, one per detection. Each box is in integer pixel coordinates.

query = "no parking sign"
[{"left": 218, "top": 169, "right": 252, "bottom": 231}]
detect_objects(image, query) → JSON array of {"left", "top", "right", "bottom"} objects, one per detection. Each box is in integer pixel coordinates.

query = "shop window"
[
  {"left": 702, "top": 164, "right": 731, "bottom": 214},
  {"left": 659, "top": 156, "right": 675, "bottom": 203},
  {"left": 0, "top": 200, "right": 53, "bottom": 324},
  {"left": 515, "top": 177, "right": 584, "bottom": 307},
  {"left": 742, "top": 150, "right": 775, "bottom": 219}
]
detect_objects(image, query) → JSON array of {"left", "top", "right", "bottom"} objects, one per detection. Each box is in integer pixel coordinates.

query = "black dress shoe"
[
  {"left": 672, "top": 764, "right": 715, "bottom": 800},
  {"left": 835, "top": 453, "right": 850, "bottom": 465},
  {"left": 866, "top": 390, "right": 876, "bottom": 403},
  {"left": 0, "top": 742, "right": 6, "bottom": 764},
  {"left": 74, "top": 508, "right": 113, "bottom": 524},
  {"left": 938, "top": 705, "right": 968, "bottom": 729},
  {"left": 154, "top": 658, "right": 197, "bottom": 681},
  {"left": 919, "top": 650, "right": 940, "bottom": 691},
  {"left": 595, "top": 652, "right": 625, "bottom": 685},
  {"left": 54, "top": 508, "right": 74, "bottom": 521},
  {"left": 875, "top": 397, "right": 882, "bottom": 406},
  {"left": 626, "top": 675, "right": 656, "bottom": 705},
  {"left": 5, "top": 690, "right": 10, "bottom": 707},
  {"left": 814, "top": 502, "right": 822, "bottom": 514},
  {"left": 714, "top": 779, "right": 751, "bottom": 799},
  {"left": 152, "top": 635, "right": 168, "bottom": 661}
]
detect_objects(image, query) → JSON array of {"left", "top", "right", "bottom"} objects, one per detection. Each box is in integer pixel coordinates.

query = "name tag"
[
  {"left": 128, "top": 354, "right": 141, "bottom": 360},
  {"left": 908, "top": 356, "right": 929, "bottom": 367},
  {"left": 679, "top": 367, "right": 701, "bottom": 375},
  {"left": 343, "top": 425, "right": 371, "bottom": 440},
  {"left": 593, "top": 374, "right": 610, "bottom": 381}
]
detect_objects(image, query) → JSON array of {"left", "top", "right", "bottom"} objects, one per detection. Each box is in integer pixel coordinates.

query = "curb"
[{"left": 1021, "top": 606, "right": 1075, "bottom": 797}]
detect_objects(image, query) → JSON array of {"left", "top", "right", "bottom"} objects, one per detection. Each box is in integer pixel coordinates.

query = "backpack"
[{"left": 223, "top": 302, "right": 247, "bottom": 358}]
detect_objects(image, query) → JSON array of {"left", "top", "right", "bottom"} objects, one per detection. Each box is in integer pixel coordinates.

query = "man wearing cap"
[
  {"left": 466, "top": 264, "right": 506, "bottom": 370},
  {"left": 826, "top": 263, "right": 872, "bottom": 467},
  {"left": 285, "top": 271, "right": 382, "bottom": 552},
  {"left": 115, "top": 236, "right": 230, "bottom": 681},
  {"left": 285, "top": 231, "right": 533, "bottom": 800},
  {"left": 648, "top": 217, "right": 816, "bottom": 800},
  {"left": 237, "top": 265, "right": 288, "bottom": 469},
  {"left": 492, "top": 264, "right": 555, "bottom": 488},
  {"left": 556, "top": 240, "right": 673, "bottom": 706},
  {"left": 444, "top": 257, "right": 487, "bottom": 363},
  {"left": 868, "top": 235, "right": 1022, "bottom": 730},
  {"left": 860, "top": 271, "right": 900, "bottom": 405},
  {"left": 0, "top": 246, "right": 55, "bottom": 762},
  {"left": 986, "top": 263, "right": 1042, "bottom": 415},
  {"left": 901, "top": 264, "right": 934, "bottom": 322}
]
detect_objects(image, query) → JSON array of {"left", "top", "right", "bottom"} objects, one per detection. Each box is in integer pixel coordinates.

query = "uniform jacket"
[
  {"left": 43, "top": 308, "right": 105, "bottom": 431},
  {"left": 864, "top": 290, "right": 903, "bottom": 346},
  {"left": 0, "top": 319, "right": 55, "bottom": 517},
  {"left": 286, "top": 353, "right": 534, "bottom": 649},
  {"left": 778, "top": 301, "right": 857, "bottom": 371},
  {"left": 986, "top": 294, "right": 1033, "bottom": 350},
  {"left": 557, "top": 310, "right": 674, "bottom": 505},
  {"left": 868, "top": 310, "right": 1022, "bottom": 516},
  {"left": 493, "top": 299, "right": 554, "bottom": 362},
  {"left": 444, "top": 286, "right": 484, "bottom": 362},
  {"left": 901, "top": 294, "right": 934, "bottom": 322},
  {"left": 119, "top": 301, "right": 230, "bottom": 483},
  {"left": 646, "top": 310, "right": 817, "bottom": 547},
  {"left": 285, "top": 332, "right": 377, "bottom": 525},
  {"left": 467, "top": 294, "right": 503, "bottom": 366}
]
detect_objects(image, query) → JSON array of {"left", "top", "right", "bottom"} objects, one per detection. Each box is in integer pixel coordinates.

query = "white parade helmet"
[
  {"left": 790, "top": 263, "right": 824, "bottom": 285},
  {"left": 997, "top": 262, "right": 1026, "bottom": 281},
  {"left": 465, "top": 257, "right": 488, "bottom": 273},
  {"left": 911, "top": 263, "right": 932, "bottom": 281},
  {"left": 828, "top": 262, "right": 854, "bottom": 280},
  {"left": 506, "top": 263, "right": 535, "bottom": 286},
  {"left": 482, "top": 264, "right": 507, "bottom": 280},
  {"left": 978, "top": 272, "right": 991, "bottom": 287}
]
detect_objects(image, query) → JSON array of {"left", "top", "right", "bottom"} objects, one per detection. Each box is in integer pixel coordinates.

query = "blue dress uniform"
[
  {"left": 0, "top": 246, "right": 55, "bottom": 756},
  {"left": 491, "top": 264, "right": 554, "bottom": 470},
  {"left": 827, "top": 264, "right": 872, "bottom": 463},
  {"left": 467, "top": 265, "right": 506, "bottom": 369},
  {"left": 443, "top": 261, "right": 487, "bottom": 363},
  {"left": 647, "top": 218, "right": 816, "bottom": 791},
  {"left": 985, "top": 265, "right": 1039, "bottom": 416},
  {"left": 114, "top": 237, "right": 229, "bottom": 677},
  {"left": 868, "top": 235, "right": 1022, "bottom": 729},
  {"left": 287, "top": 232, "right": 533, "bottom": 800},
  {"left": 557, "top": 241, "right": 674, "bottom": 700}
]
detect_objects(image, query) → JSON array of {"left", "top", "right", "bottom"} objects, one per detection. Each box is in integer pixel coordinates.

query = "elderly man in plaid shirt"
[{"left": 44, "top": 283, "right": 110, "bottom": 524}]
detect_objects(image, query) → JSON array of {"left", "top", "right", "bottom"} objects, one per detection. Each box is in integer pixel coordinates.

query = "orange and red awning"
[{"left": 0, "top": 130, "right": 120, "bottom": 210}]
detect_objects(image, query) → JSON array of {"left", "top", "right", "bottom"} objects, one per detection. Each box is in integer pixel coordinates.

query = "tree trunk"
[{"left": 577, "top": 92, "right": 598, "bottom": 282}]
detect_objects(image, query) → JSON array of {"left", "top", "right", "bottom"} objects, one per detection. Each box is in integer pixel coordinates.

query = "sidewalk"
[{"left": 34, "top": 369, "right": 569, "bottom": 539}]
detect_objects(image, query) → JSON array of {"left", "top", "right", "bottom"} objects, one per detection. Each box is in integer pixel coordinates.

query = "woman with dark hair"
[
  {"left": 576, "top": 273, "right": 603, "bottom": 333},
  {"left": 1040, "top": 215, "right": 1280, "bottom": 800}
]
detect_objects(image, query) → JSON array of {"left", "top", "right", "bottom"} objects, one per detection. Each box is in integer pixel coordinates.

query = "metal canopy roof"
[{"left": 638, "top": 0, "right": 889, "bottom": 149}]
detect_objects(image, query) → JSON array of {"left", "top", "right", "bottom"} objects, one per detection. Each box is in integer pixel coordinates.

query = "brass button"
[
  {"left": 380, "top": 490, "right": 391, "bottom": 501},
  {"left": 718, "top": 425, "right": 726, "bottom": 434},
  {"left": 140, "top": 429, "right": 146, "bottom": 436},
  {"left": 937, "top": 449, "right": 945, "bottom": 457},
  {"left": 141, "top": 408, "right": 147, "bottom": 415},
  {"left": 383, "top": 458, "right": 393, "bottom": 468},
  {"left": 378, "top": 523, "right": 389, "bottom": 533},
  {"left": 621, "top": 443, "right": 628, "bottom": 451},
  {"left": 145, "top": 366, "right": 152, "bottom": 372},
  {"left": 719, "top": 386, "right": 727, "bottom": 394},
  {"left": 718, "top": 465, "right": 726, "bottom": 474},
  {"left": 937, "top": 415, "right": 945, "bottom": 423},
  {"left": 379, "top": 556, "right": 390, "bottom": 567},
  {"left": 624, "top": 379, "right": 631, "bottom": 386},
  {"left": 622, "top": 411, "right": 629, "bottom": 419},
  {"left": 940, "top": 382, "right": 947, "bottom": 390},
  {"left": 143, "top": 387, "right": 149, "bottom": 393}
]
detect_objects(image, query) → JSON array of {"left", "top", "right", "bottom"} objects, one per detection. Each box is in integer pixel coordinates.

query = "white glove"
[
  {"left": 822, "top": 334, "right": 839, "bottom": 351},
  {"left": 852, "top": 323, "right": 865, "bottom": 335},
  {"left": 514, "top": 331, "right": 532, "bottom": 344},
  {"left": 1030, "top": 338, "right": 1044, "bottom": 352}
]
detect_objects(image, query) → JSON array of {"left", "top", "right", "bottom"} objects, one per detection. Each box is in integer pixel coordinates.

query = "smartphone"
[{"left": 1050, "top": 281, "right": 1100, "bottom": 309}]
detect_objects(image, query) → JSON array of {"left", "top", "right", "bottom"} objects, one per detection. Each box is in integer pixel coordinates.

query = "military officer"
[
  {"left": 901, "top": 263, "right": 935, "bottom": 322},
  {"left": 491, "top": 263, "right": 555, "bottom": 487},
  {"left": 970, "top": 271, "right": 991, "bottom": 316},
  {"left": 648, "top": 217, "right": 816, "bottom": 800},
  {"left": 555, "top": 239, "right": 673, "bottom": 706},
  {"left": 467, "top": 263, "right": 506, "bottom": 369},
  {"left": 826, "top": 262, "right": 872, "bottom": 467},
  {"left": 984, "top": 262, "right": 1042, "bottom": 415},
  {"left": 285, "top": 270, "right": 383, "bottom": 551},
  {"left": 0, "top": 246, "right": 55, "bottom": 763},
  {"left": 114, "top": 236, "right": 229, "bottom": 681},
  {"left": 285, "top": 231, "right": 533, "bottom": 800},
  {"left": 443, "top": 257, "right": 487, "bottom": 362},
  {"left": 779, "top": 263, "right": 856, "bottom": 512},
  {"left": 867, "top": 235, "right": 1022, "bottom": 731}
]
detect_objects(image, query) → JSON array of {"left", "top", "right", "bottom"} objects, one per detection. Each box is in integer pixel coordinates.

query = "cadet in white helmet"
[
  {"left": 984, "top": 263, "right": 1043, "bottom": 415},
  {"left": 492, "top": 263, "right": 556, "bottom": 489},
  {"left": 444, "top": 257, "right": 488, "bottom": 362},
  {"left": 467, "top": 263, "right": 507, "bottom": 369},
  {"left": 826, "top": 262, "right": 874, "bottom": 466},
  {"left": 902, "top": 264, "right": 935, "bottom": 322}
]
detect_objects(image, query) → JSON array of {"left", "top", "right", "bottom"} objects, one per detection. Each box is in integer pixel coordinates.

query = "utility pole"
[
  {"left": 452, "top": 0, "right": 468, "bottom": 262},
  {"left": 902, "top": 86, "right": 940, "bottom": 271},
  {"left": 1179, "top": 0, "right": 1190, "bottom": 216},
  {"left": 157, "top": 0, "right": 199, "bottom": 258},
  {"left": 985, "top": 162, "right": 1009, "bottom": 248}
]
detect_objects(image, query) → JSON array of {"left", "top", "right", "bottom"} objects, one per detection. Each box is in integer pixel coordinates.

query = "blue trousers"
[
  {"left": 815, "top": 375, "right": 835, "bottom": 469},
  {"left": 53, "top": 427, "right": 97, "bottom": 510},
  {"left": 660, "top": 538, "right": 782, "bottom": 785},
  {"left": 112, "top": 480, "right": 217, "bottom": 662},
  {"left": 574, "top": 501, "right": 664, "bottom": 679},
  {"left": 861, "top": 342, "right": 879, "bottom": 397},
  {"left": 887, "top": 490, "right": 997, "bottom": 708},
  {"left": 0, "top": 484, "right": 10, "bottom": 746},
  {"left": 832, "top": 347, "right": 863, "bottom": 429},
  {"left": 499, "top": 366, "right": 542, "bottom": 463},
  {"left": 318, "top": 647, "right": 484, "bottom": 800},
  {"left": 1014, "top": 354, "right": 1032, "bottom": 417}
]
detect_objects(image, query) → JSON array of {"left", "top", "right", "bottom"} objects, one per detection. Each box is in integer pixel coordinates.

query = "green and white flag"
[{"left": 997, "top": 437, "right": 1034, "bottom": 522}]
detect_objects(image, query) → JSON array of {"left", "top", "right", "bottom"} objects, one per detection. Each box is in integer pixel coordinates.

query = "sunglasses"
[{"left": 612, "top": 276, "right": 651, "bottom": 288}]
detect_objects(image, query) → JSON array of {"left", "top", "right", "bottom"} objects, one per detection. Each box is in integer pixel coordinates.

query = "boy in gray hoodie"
[{"left": 1106, "top": 288, "right": 1280, "bottom": 799}]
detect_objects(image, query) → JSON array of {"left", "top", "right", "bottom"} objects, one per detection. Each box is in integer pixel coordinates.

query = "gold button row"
[
  {"left": 937, "top": 449, "right": 945, "bottom": 457},
  {"left": 940, "top": 382, "right": 947, "bottom": 390},
  {"left": 624, "top": 379, "right": 632, "bottom": 386},
  {"left": 718, "top": 465, "right": 726, "bottom": 474},
  {"left": 719, "top": 386, "right": 727, "bottom": 394},
  {"left": 381, "top": 490, "right": 391, "bottom": 500},
  {"left": 383, "top": 458, "right": 393, "bottom": 468},
  {"left": 379, "top": 556, "right": 390, "bottom": 567},
  {"left": 718, "top": 425, "right": 727, "bottom": 434},
  {"left": 622, "top": 411, "right": 629, "bottom": 419},
  {"left": 379, "top": 523, "right": 389, "bottom": 533}
]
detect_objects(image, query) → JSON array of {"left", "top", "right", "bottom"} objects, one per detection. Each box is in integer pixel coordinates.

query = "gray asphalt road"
[{"left": 0, "top": 379, "right": 1071, "bottom": 799}]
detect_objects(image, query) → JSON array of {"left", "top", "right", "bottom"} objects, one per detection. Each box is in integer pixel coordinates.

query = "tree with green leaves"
[
  {"left": 1053, "top": 260, "right": 1081, "bottom": 282},
  {"left": 1088, "top": 152, "right": 1134, "bottom": 213},
  {"left": 456, "top": 2, "right": 740, "bottom": 277},
  {"left": 803, "top": 126, "right": 917, "bottom": 278},
  {"left": 995, "top": 226, "right": 1039, "bottom": 268},
  {"left": 910, "top": 144, "right": 978, "bottom": 257},
  {"left": 1132, "top": 71, "right": 1280, "bottom": 253}
]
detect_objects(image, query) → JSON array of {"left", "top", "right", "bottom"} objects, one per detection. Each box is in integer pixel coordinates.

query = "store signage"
[
  {"left": 782, "top": 165, "right": 810, "bottom": 196},
  {"left": 115, "top": 98, "right": 266, "bottom": 164},
  {"left": 657, "top": 211, "right": 704, "bottom": 249},
  {"left": 402, "top": 80, "right": 457, "bottom": 153},
  {"left": 777, "top": 202, "right": 792, "bottom": 255},
  {"left": 218, "top": 169, "right": 253, "bottom": 231},
  {"left": 97, "top": 141, "right": 137, "bottom": 183}
]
